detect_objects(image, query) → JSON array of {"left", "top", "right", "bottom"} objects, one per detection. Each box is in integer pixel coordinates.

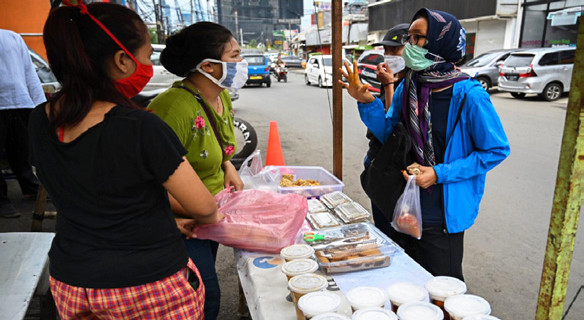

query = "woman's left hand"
[
  {"left": 223, "top": 160, "right": 244, "bottom": 191},
  {"left": 175, "top": 218, "right": 197, "bottom": 239},
  {"left": 401, "top": 166, "right": 438, "bottom": 189}
]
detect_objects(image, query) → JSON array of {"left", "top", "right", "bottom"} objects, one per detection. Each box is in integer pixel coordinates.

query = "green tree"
[
  {"left": 149, "top": 27, "right": 159, "bottom": 44},
  {"left": 248, "top": 39, "right": 257, "bottom": 48}
]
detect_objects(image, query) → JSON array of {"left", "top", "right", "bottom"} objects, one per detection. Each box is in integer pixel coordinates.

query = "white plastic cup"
[
  {"left": 282, "top": 258, "right": 319, "bottom": 280},
  {"left": 425, "top": 276, "right": 467, "bottom": 319},
  {"left": 351, "top": 307, "right": 398, "bottom": 320},
  {"left": 311, "top": 313, "right": 352, "bottom": 320},
  {"left": 444, "top": 294, "right": 491, "bottom": 320},
  {"left": 345, "top": 286, "right": 388, "bottom": 311},
  {"left": 281, "top": 244, "right": 315, "bottom": 262},
  {"left": 298, "top": 291, "right": 342, "bottom": 318},
  {"left": 288, "top": 273, "right": 329, "bottom": 320},
  {"left": 386, "top": 282, "right": 429, "bottom": 312},
  {"left": 397, "top": 301, "right": 444, "bottom": 320}
]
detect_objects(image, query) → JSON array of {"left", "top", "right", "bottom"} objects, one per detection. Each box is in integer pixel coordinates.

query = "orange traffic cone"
[{"left": 265, "top": 121, "right": 285, "bottom": 166}]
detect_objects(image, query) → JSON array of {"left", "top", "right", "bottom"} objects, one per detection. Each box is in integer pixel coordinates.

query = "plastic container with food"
[
  {"left": 396, "top": 301, "right": 444, "bottom": 320},
  {"left": 281, "top": 244, "right": 315, "bottom": 262},
  {"left": 307, "top": 211, "right": 342, "bottom": 229},
  {"left": 444, "top": 294, "right": 491, "bottom": 320},
  {"left": 351, "top": 307, "right": 398, "bottom": 320},
  {"left": 272, "top": 166, "right": 345, "bottom": 198},
  {"left": 288, "top": 273, "right": 329, "bottom": 320},
  {"left": 297, "top": 291, "right": 342, "bottom": 318},
  {"left": 345, "top": 286, "right": 388, "bottom": 311},
  {"left": 308, "top": 198, "right": 330, "bottom": 213},
  {"left": 320, "top": 191, "right": 352, "bottom": 208},
  {"left": 311, "top": 313, "right": 351, "bottom": 320},
  {"left": 386, "top": 282, "right": 429, "bottom": 312},
  {"left": 315, "top": 243, "right": 393, "bottom": 274},
  {"left": 425, "top": 276, "right": 467, "bottom": 319},
  {"left": 334, "top": 202, "right": 370, "bottom": 223},
  {"left": 281, "top": 258, "right": 319, "bottom": 280}
]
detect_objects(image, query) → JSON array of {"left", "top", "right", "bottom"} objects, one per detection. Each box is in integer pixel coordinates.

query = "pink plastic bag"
[{"left": 193, "top": 188, "right": 308, "bottom": 253}]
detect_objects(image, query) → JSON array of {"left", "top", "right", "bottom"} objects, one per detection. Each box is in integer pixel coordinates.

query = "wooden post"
[
  {"left": 535, "top": 17, "right": 584, "bottom": 319},
  {"left": 332, "top": 0, "right": 343, "bottom": 180}
]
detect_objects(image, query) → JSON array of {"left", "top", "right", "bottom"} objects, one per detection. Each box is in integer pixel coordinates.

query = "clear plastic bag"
[
  {"left": 391, "top": 175, "right": 423, "bottom": 239},
  {"left": 193, "top": 188, "right": 308, "bottom": 253},
  {"left": 238, "top": 150, "right": 281, "bottom": 191}
]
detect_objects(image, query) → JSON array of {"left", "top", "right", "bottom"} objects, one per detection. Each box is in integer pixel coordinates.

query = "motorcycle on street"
[{"left": 271, "top": 62, "right": 288, "bottom": 82}]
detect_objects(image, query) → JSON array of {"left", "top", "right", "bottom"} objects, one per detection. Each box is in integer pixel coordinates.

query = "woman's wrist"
[{"left": 382, "top": 81, "right": 395, "bottom": 87}]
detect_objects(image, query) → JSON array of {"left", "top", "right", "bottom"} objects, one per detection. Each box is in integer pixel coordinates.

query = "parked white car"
[
  {"left": 144, "top": 44, "right": 181, "bottom": 91},
  {"left": 305, "top": 55, "right": 333, "bottom": 87}
]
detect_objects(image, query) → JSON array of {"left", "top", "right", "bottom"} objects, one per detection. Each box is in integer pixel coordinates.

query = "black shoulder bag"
[{"left": 360, "top": 93, "right": 467, "bottom": 221}]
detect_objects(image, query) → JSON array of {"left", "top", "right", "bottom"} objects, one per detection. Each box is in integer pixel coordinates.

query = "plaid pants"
[{"left": 49, "top": 259, "right": 205, "bottom": 320}]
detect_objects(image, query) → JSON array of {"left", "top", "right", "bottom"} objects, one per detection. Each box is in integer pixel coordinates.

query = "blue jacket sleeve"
[
  {"left": 357, "top": 84, "right": 403, "bottom": 143},
  {"left": 433, "top": 87, "right": 510, "bottom": 183}
]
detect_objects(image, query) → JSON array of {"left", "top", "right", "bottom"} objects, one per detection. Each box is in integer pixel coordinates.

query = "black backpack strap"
[{"left": 447, "top": 93, "right": 467, "bottom": 146}]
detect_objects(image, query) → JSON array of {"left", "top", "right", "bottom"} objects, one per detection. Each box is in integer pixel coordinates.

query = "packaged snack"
[
  {"left": 396, "top": 302, "right": 444, "bottom": 320},
  {"left": 352, "top": 307, "right": 398, "bottom": 320},
  {"left": 308, "top": 198, "right": 329, "bottom": 213},
  {"left": 307, "top": 211, "right": 342, "bottom": 229},
  {"left": 320, "top": 191, "right": 352, "bottom": 209},
  {"left": 443, "top": 294, "right": 491, "bottom": 320},
  {"left": 281, "top": 244, "right": 315, "bottom": 262},
  {"left": 334, "top": 202, "right": 370, "bottom": 224},
  {"left": 345, "top": 286, "right": 388, "bottom": 310},
  {"left": 391, "top": 175, "right": 422, "bottom": 239},
  {"left": 386, "top": 282, "right": 429, "bottom": 312},
  {"left": 289, "top": 274, "right": 329, "bottom": 320},
  {"left": 315, "top": 243, "right": 392, "bottom": 274},
  {"left": 298, "top": 291, "right": 342, "bottom": 318}
]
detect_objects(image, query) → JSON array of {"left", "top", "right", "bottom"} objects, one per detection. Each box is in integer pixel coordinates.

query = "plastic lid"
[
  {"left": 280, "top": 244, "right": 315, "bottom": 260},
  {"left": 352, "top": 307, "right": 398, "bottom": 320},
  {"left": 281, "top": 259, "right": 319, "bottom": 277},
  {"left": 311, "top": 313, "right": 352, "bottom": 320},
  {"left": 444, "top": 294, "right": 491, "bottom": 318},
  {"left": 425, "top": 276, "right": 467, "bottom": 301},
  {"left": 345, "top": 286, "right": 388, "bottom": 310},
  {"left": 288, "top": 273, "right": 328, "bottom": 294},
  {"left": 386, "top": 282, "right": 429, "bottom": 306},
  {"left": 462, "top": 315, "right": 501, "bottom": 320},
  {"left": 298, "top": 291, "right": 342, "bottom": 317},
  {"left": 396, "top": 301, "right": 444, "bottom": 320}
]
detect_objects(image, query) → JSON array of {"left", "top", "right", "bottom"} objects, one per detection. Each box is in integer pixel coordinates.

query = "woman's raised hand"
[{"left": 338, "top": 60, "right": 375, "bottom": 104}]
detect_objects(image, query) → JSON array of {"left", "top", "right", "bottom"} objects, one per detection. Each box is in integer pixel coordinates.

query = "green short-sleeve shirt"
[{"left": 147, "top": 81, "right": 236, "bottom": 195}]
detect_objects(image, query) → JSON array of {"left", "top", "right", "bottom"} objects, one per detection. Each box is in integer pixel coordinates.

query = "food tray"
[
  {"left": 307, "top": 211, "right": 343, "bottom": 229},
  {"left": 320, "top": 191, "right": 352, "bottom": 209},
  {"left": 333, "top": 202, "right": 370, "bottom": 223},
  {"left": 271, "top": 166, "right": 344, "bottom": 197},
  {"left": 316, "top": 243, "right": 394, "bottom": 274},
  {"left": 307, "top": 199, "right": 329, "bottom": 213}
]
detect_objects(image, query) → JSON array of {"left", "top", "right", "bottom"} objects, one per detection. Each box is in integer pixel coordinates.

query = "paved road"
[{"left": 2, "top": 69, "right": 583, "bottom": 319}]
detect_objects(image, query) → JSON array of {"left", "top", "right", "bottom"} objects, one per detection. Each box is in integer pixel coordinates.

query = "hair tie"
[{"left": 62, "top": 0, "right": 89, "bottom": 15}]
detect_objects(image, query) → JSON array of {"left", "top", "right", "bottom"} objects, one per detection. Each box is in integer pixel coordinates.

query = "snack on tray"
[
  {"left": 307, "top": 211, "right": 341, "bottom": 229},
  {"left": 307, "top": 199, "right": 329, "bottom": 213},
  {"left": 315, "top": 243, "right": 391, "bottom": 273},
  {"left": 320, "top": 191, "right": 352, "bottom": 209},
  {"left": 280, "top": 174, "right": 321, "bottom": 187},
  {"left": 396, "top": 212, "right": 421, "bottom": 239},
  {"left": 334, "top": 202, "right": 370, "bottom": 224}
]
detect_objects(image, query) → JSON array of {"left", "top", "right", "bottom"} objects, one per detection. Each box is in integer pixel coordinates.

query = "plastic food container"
[
  {"left": 273, "top": 166, "right": 345, "bottom": 197},
  {"left": 307, "top": 211, "right": 342, "bottom": 229},
  {"left": 298, "top": 291, "right": 342, "bottom": 318},
  {"left": 316, "top": 244, "right": 392, "bottom": 274},
  {"left": 308, "top": 199, "right": 330, "bottom": 213},
  {"left": 462, "top": 316, "right": 501, "bottom": 320},
  {"left": 425, "top": 276, "right": 467, "bottom": 318},
  {"left": 311, "top": 313, "right": 351, "bottom": 320},
  {"left": 281, "top": 259, "right": 319, "bottom": 280},
  {"left": 352, "top": 307, "right": 398, "bottom": 320},
  {"left": 397, "top": 301, "right": 444, "bottom": 320},
  {"left": 334, "top": 202, "right": 370, "bottom": 223},
  {"left": 289, "top": 274, "right": 329, "bottom": 320},
  {"left": 320, "top": 191, "right": 352, "bottom": 208},
  {"left": 386, "top": 282, "right": 429, "bottom": 312},
  {"left": 345, "top": 286, "right": 388, "bottom": 311},
  {"left": 281, "top": 244, "right": 315, "bottom": 262},
  {"left": 444, "top": 294, "right": 491, "bottom": 320}
]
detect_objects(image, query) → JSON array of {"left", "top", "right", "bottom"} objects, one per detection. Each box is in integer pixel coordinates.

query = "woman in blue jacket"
[{"left": 340, "top": 8, "right": 510, "bottom": 280}]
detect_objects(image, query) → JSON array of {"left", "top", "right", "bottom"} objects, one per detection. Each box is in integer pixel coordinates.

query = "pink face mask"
[{"left": 63, "top": 0, "right": 153, "bottom": 97}]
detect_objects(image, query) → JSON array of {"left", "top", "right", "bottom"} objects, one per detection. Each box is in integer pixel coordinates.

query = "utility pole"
[
  {"left": 190, "top": 0, "right": 194, "bottom": 24},
  {"left": 240, "top": 28, "right": 243, "bottom": 46},
  {"left": 152, "top": 0, "right": 164, "bottom": 43},
  {"left": 332, "top": 0, "right": 342, "bottom": 180},
  {"left": 234, "top": 10, "right": 239, "bottom": 42}
]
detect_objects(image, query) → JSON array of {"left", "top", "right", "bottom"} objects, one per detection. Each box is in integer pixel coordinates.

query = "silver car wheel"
[{"left": 543, "top": 83, "right": 562, "bottom": 101}]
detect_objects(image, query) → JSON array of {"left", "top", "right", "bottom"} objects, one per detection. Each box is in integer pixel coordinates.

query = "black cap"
[{"left": 372, "top": 23, "right": 409, "bottom": 47}]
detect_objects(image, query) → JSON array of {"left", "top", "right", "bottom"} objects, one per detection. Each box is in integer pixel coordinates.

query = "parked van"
[{"left": 498, "top": 47, "right": 575, "bottom": 101}]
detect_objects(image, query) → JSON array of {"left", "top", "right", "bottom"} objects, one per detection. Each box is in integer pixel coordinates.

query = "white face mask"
[
  {"left": 195, "top": 58, "right": 249, "bottom": 90},
  {"left": 384, "top": 55, "right": 406, "bottom": 74}
]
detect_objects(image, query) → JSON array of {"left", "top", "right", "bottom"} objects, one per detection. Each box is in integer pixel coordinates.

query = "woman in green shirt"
[{"left": 147, "top": 22, "right": 247, "bottom": 320}]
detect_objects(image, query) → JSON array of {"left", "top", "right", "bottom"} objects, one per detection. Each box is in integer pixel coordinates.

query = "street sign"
[{"left": 277, "top": 19, "right": 301, "bottom": 24}]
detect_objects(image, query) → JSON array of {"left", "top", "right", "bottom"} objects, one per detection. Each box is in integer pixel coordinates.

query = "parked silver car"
[
  {"left": 459, "top": 49, "right": 517, "bottom": 91},
  {"left": 498, "top": 47, "right": 575, "bottom": 101}
]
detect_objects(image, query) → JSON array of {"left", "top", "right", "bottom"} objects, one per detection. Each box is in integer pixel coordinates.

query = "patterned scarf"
[{"left": 402, "top": 8, "right": 469, "bottom": 167}]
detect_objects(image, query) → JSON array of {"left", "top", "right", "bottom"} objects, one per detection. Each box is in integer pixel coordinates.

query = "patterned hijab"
[{"left": 402, "top": 8, "right": 470, "bottom": 167}]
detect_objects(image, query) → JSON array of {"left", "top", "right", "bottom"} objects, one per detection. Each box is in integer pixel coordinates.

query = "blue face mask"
[
  {"left": 195, "top": 58, "right": 249, "bottom": 90},
  {"left": 402, "top": 43, "right": 443, "bottom": 71}
]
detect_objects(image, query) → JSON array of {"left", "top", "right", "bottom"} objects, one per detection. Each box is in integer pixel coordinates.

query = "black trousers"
[
  {"left": 389, "top": 224, "right": 465, "bottom": 281},
  {"left": 0, "top": 109, "right": 38, "bottom": 203}
]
